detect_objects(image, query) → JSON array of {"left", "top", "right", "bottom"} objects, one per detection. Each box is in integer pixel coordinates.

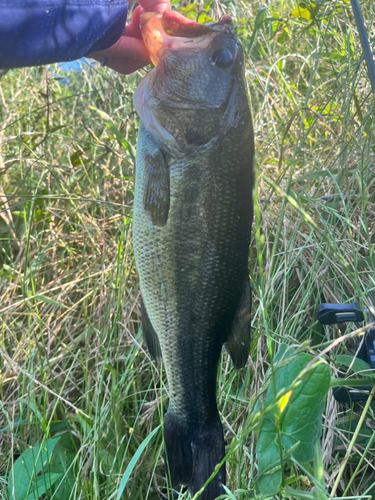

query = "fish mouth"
[{"left": 140, "top": 11, "right": 233, "bottom": 66}]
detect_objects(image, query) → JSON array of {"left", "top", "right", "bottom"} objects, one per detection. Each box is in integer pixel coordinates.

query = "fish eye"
[{"left": 212, "top": 49, "right": 233, "bottom": 68}]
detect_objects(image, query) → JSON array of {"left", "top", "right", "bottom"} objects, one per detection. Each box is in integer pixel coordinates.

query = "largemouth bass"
[{"left": 133, "top": 10, "right": 254, "bottom": 498}]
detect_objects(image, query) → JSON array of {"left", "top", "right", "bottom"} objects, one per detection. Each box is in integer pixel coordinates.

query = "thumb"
[{"left": 137, "top": 0, "right": 171, "bottom": 13}]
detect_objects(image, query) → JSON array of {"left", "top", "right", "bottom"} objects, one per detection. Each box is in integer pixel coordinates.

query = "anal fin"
[
  {"left": 225, "top": 278, "right": 252, "bottom": 369},
  {"left": 141, "top": 297, "right": 162, "bottom": 362}
]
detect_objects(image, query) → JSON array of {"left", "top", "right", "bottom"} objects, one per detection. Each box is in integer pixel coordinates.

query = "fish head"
[
  {"left": 141, "top": 11, "right": 243, "bottom": 109},
  {"left": 134, "top": 11, "right": 249, "bottom": 153}
]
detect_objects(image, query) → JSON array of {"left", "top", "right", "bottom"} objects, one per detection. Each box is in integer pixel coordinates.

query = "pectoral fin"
[
  {"left": 143, "top": 149, "right": 170, "bottom": 227},
  {"left": 225, "top": 278, "right": 251, "bottom": 369},
  {"left": 141, "top": 297, "right": 162, "bottom": 362}
]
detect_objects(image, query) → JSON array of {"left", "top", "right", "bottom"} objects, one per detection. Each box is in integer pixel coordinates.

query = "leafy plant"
[
  {"left": 255, "top": 345, "right": 331, "bottom": 496},
  {"left": 49, "top": 433, "right": 77, "bottom": 500},
  {"left": 8, "top": 437, "right": 62, "bottom": 500}
]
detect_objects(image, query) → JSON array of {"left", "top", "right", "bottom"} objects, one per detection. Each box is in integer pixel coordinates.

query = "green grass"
[{"left": 1, "top": 0, "right": 375, "bottom": 498}]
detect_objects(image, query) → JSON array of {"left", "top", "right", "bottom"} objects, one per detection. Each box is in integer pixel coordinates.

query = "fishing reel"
[{"left": 318, "top": 302, "right": 375, "bottom": 404}]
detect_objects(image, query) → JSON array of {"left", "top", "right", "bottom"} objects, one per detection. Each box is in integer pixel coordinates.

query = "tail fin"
[
  {"left": 164, "top": 412, "right": 225, "bottom": 500},
  {"left": 189, "top": 419, "right": 226, "bottom": 499},
  {"left": 164, "top": 412, "right": 193, "bottom": 488}
]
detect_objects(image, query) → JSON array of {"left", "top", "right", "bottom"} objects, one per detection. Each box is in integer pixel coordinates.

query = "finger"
[
  {"left": 113, "top": 36, "right": 150, "bottom": 61},
  {"left": 138, "top": 0, "right": 171, "bottom": 13},
  {"left": 106, "top": 57, "right": 149, "bottom": 75},
  {"left": 91, "top": 36, "right": 150, "bottom": 62},
  {"left": 124, "top": 24, "right": 141, "bottom": 38},
  {"left": 124, "top": 6, "right": 143, "bottom": 38}
]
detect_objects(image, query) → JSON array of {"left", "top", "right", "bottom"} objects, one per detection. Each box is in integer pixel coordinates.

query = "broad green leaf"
[
  {"left": 247, "top": 7, "right": 268, "bottom": 54},
  {"left": 255, "top": 346, "right": 330, "bottom": 496},
  {"left": 254, "top": 8, "right": 267, "bottom": 31},
  {"left": 291, "top": 3, "right": 315, "bottom": 20},
  {"left": 256, "top": 423, "right": 283, "bottom": 494},
  {"left": 8, "top": 437, "right": 61, "bottom": 500},
  {"left": 27, "top": 473, "right": 63, "bottom": 500},
  {"left": 50, "top": 433, "right": 77, "bottom": 500},
  {"left": 99, "top": 449, "right": 115, "bottom": 470},
  {"left": 335, "top": 355, "right": 375, "bottom": 377},
  {"left": 12, "top": 212, "right": 27, "bottom": 219},
  {"left": 357, "top": 256, "right": 375, "bottom": 269},
  {"left": 0, "top": 264, "right": 19, "bottom": 279},
  {"left": 77, "top": 413, "right": 93, "bottom": 434},
  {"left": 327, "top": 52, "right": 347, "bottom": 62},
  {"left": 182, "top": 3, "right": 196, "bottom": 12},
  {"left": 70, "top": 150, "right": 88, "bottom": 166},
  {"left": 198, "top": 13, "right": 213, "bottom": 24},
  {"left": 89, "top": 106, "right": 135, "bottom": 160},
  {"left": 116, "top": 425, "right": 161, "bottom": 500}
]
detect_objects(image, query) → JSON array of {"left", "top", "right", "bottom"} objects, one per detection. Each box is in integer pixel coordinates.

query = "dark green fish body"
[{"left": 133, "top": 12, "right": 254, "bottom": 498}]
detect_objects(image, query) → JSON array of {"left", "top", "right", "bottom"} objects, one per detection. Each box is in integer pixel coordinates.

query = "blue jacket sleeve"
[{"left": 0, "top": 0, "right": 128, "bottom": 69}]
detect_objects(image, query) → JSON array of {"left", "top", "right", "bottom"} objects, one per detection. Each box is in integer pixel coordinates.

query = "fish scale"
[{"left": 133, "top": 11, "right": 254, "bottom": 499}]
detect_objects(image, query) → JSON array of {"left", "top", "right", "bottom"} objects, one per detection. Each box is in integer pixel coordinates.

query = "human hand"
[{"left": 90, "top": 0, "right": 171, "bottom": 75}]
